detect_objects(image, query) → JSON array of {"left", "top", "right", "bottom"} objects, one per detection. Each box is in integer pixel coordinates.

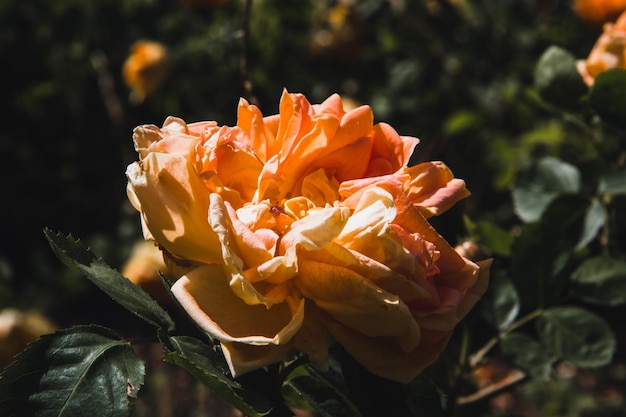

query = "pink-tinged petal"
[
  {"left": 125, "top": 153, "right": 221, "bottom": 265},
  {"left": 336, "top": 187, "right": 415, "bottom": 276},
  {"left": 132, "top": 117, "right": 203, "bottom": 161},
  {"left": 296, "top": 256, "right": 420, "bottom": 354},
  {"left": 171, "top": 264, "right": 305, "bottom": 345},
  {"left": 413, "top": 259, "right": 490, "bottom": 333},
  {"left": 208, "top": 194, "right": 278, "bottom": 306},
  {"left": 338, "top": 173, "right": 408, "bottom": 209},
  {"left": 301, "top": 242, "right": 436, "bottom": 306},
  {"left": 404, "top": 161, "right": 471, "bottom": 217},
  {"left": 385, "top": 188, "right": 467, "bottom": 276}
]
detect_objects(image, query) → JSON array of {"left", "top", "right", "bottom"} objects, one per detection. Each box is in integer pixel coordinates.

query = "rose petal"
[
  {"left": 171, "top": 264, "right": 305, "bottom": 345},
  {"left": 404, "top": 161, "right": 471, "bottom": 217},
  {"left": 126, "top": 153, "right": 221, "bottom": 265},
  {"left": 296, "top": 256, "right": 420, "bottom": 354},
  {"left": 325, "top": 319, "right": 452, "bottom": 384}
]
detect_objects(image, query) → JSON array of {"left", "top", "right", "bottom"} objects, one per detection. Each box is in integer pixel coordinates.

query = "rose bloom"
[
  {"left": 122, "top": 40, "right": 169, "bottom": 104},
  {"left": 577, "top": 9, "right": 626, "bottom": 86},
  {"left": 126, "top": 90, "right": 490, "bottom": 383},
  {"left": 573, "top": 0, "right": 626, "bottom": 26}
]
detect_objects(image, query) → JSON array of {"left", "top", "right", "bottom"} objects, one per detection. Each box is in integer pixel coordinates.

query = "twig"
[
  {"left": 456, "top": 369, "right": 526, "bottom": 405},
  {"left": 469, "top": 308, "right": 544, "bottom": 368},
  {"left": 240, "top": 0, "right": 256, "bottom": 104},
  {"left": 90, "top": 50, "right": 125, "bottom": 127}
]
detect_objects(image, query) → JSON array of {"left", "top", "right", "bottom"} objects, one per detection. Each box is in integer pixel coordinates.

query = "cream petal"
[
  {"left": 171, "top": 264, "right": 305, "bottom": 345},
  {"left": 208, "top": 193, "right": 270, "bottom": 307},
  {"left": 220, "top": 342, "right": 294, "bottom": 377},
  {"left": 296, "top": 257, "right": 420, "bottom": 353},
  {"left": 125, "top": 154, "right": 221, "bottom": 265},
  {"left": 279, "top": 206, "right": 350, "bottom": 254}
]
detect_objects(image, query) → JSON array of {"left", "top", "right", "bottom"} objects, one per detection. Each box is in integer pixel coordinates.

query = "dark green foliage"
[
  {"left": 0, "top": 325, "right": 144, "bottom": 417},
  {"left": 590, "top": 69, "right": 626, "bottom": 128},
  {"left": 44, "top": 228, "right": 175, "bottom": 332},
  {"left": 501, "top": 333, "right": 551, "bottom": 381},
  {"left": 534, "top": 46, "right": 587, "bottom": 109},
  {"left": 2, "top": 0, "right": 626, "bottom": 416},
  {"left": 536, "top": 307, "right": 615, "bottom": 368}
]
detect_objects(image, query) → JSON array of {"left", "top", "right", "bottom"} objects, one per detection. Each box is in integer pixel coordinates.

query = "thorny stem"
[{"left": 240, "top": 0, "right": 256, "bottom": 104}]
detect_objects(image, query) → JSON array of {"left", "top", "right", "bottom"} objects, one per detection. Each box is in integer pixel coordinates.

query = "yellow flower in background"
[
  {"left": 122, "top": 40, "right": 169, "bottom": 104},
  {"left": 126, "top": 90, "right": 490, "bottom": 383},
  {"left": 577, "top": 9, "right": 626, "bottom": 86}
]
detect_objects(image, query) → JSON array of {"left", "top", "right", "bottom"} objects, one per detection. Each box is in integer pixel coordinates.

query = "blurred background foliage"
[{"left": 1, "top": 0, "right": 626, "bottom": 416}]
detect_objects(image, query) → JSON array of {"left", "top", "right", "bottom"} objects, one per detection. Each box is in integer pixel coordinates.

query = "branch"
[
  {"left": 240, "top": 0, "right": 257, "bottom": 104},
  {"left": 456, "top": 369, "right": 526, "bottom": 405}
]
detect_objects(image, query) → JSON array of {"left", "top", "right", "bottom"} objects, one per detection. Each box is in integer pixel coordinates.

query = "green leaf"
[
  {"left": 482, "top": 272, "right": 520, "bottom": 331},
  {"left": 590, "top": 68, "right": 626, "bottom": 127},
  {"left": 500, "top": 332, "right": 552, "bottom": 381},
  {"left": 575, "top": 198, "right": 606, "bottom": 250},
  {"left": 571, "top": 257, "right": 626, "bottom": 306},
  {"left": 536, "top": 307, "right": 615, "bottom": 368},
  {"left": 534, "top": 46, "right": 587, "bottom": 109},
  {"left": 162, "top": 335, "right": 272, "bottom": 417},
  {"left": 474, "top": 221, "right": 514, "bottom": 257},
  {"left": 0, "top": 325, "right": 144, "bottom": 417},
  {"left": 282, "top": 364, "right": 362, "bottom": 417},
  {"left": 512, "top": 157, "right": 581, "bottom": 223},
  {"left": 599, "top": 169, "right": 626, "bottom": 195},
  {"left": 44, "top": 229, "right": 175, "bottom": 332}
]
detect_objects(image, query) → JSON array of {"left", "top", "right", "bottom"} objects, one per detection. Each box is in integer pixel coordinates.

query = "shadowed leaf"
[{"left": 0, "top": 325, "right": 144, "bottom": 417}]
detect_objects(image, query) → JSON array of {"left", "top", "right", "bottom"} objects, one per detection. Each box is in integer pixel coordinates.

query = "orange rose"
[
  {"left": 573, "top": 0, "right": 626, "bottom": 26},
  {"left": 577, "top": 10, "right": 626, "bottom": 86},
  {"left": 122, "top": 40, "right": 169, "bottom": 104},
  {"left": 126, "top": 90, "right": 490, "bottom": 383}
]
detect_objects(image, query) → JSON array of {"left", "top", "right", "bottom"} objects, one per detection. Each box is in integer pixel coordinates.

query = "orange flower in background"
[
  {"left": 126, "top": 90, "right": 490, "bottom": 383},
  {"left": 577, "top": 9, "right": 626, "bottom": 86},
  {"left": 573, "top": 0, "right": 626, "bottom": 26},
  {"left": 0, "top": 308, "right": 56, "bottom": 368},
  {"left": 122, "top": 40, "right": 169, "bottom": 104}
]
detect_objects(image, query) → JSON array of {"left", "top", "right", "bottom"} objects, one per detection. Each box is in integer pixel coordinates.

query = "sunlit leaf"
[
  {"left": 571, "top": 257, "right": 626, "bottom": 306},
  {"left": 44, "top": 228, "right": 175, "bottom": 332},
  {"left": 474, "top": 221, "right": 514, "bottom": 257},
  {"left": 512, "top": 157, "right": 581, "bottom": 223},
  {"left": 162, "top": 335, "right": 272, "bottom": 417},
  {"left": 0, "top": 325, "right": 144, "bottom": 417},
  {"left": 282, "top": 364, "right": 362, "bottom": 417},
  {"left": 536, "top": 307, "right": 615, "bottom": 368},
  {"left": 575, "top": 198, "right": 605, "bottom": 250},
  {"left": 501, "top": 332, "right": 552, "bottom": 381},
  {"left": 599, "top": 169, "right": 626, "bottom": 195},
  {"left": 482, "top": 272, "right": 520, "bottom": 331},
  {"left": 534, "top": 46, "right": 587, "bottom": 109}
]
